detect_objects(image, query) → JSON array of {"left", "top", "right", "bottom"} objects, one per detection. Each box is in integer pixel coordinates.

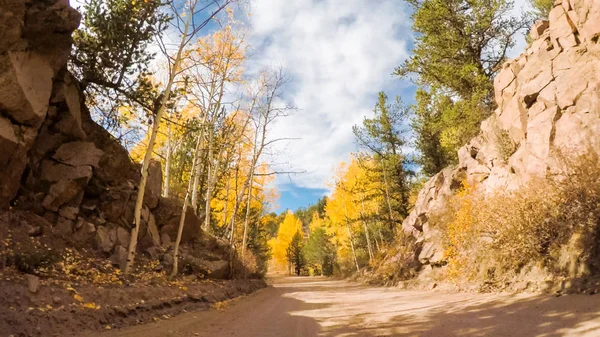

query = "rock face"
[
  {"left": 403, "top": 0, "right": 600, "bottom": 267},
  {"left": 0, "top": 0, "right": 218, "bottom": 275},
  {"left": 0, "top": 0, "right": 80, "bottom": 206}
]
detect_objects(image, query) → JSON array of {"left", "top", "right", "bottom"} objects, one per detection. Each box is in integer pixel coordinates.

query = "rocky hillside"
[
  {"left": 0, "top": 0, "right": 238, "bottom": 277},
  {"left": 393, "top": 0, "right": 600, "bottom": 289}
]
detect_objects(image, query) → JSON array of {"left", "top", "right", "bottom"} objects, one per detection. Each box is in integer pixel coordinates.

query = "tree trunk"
[
  {"left": 223, "top": 177, "right": 230, "bottom": 228},
  {"left": 170, "top": 134, "right": 202, "bottom": 277},
  {"left": 241, "top": 165, "right": 255, "bottom": 259},
  {"left": 381, "top": 159, "right": 395, "bottom": 228},
  {"left": 124, "top": 6, "right": 193, "bottom": 275},
  {"left": 344, "top": 203, "right": 360, "bottom": 273},
  {"left": 361, "top": 199, "right": 374, "bottom": 262},
  {"left": 190, "top": 133, "right": 203, "bottom": 213},
  {"left": 204, "top": 130, "right": 223, "bottom": 232},
  {"left": 163, "top": 121, "right": 172, "bottom": 198},
  {"left": 170, "top": 190, "right": 190, "bottom": 278}
]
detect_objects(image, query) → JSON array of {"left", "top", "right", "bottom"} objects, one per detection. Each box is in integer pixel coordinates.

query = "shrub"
[
  {"left": 369, "top": 232, "right": 419, "bottom": 285},
  {"left": 11, "top": 246, "right": 60, "bottom": 274},
  {"left": 438, "top": 150, "right": 600, "bottom": 285},
  {"left": 494, "top": 126, "right": 518, "bottom": 162}
]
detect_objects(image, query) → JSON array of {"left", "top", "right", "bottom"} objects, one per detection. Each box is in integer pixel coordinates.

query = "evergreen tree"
[
  {"left": 303, "top": 227, "right": 336, "bottom": 276},
  {"left": 247, "top": 208, "right": 272, "bottom": 276},
  {"left": 398, "top": 0, "right": 529, "bottom": 175},
  {"left": 529, "top": 0, "right": 554, "bottom": 19},
  {"left": 286, "top": 230, "right": 305, "bottom": 276},
  {"left": 353, "top": 92, "right": 413, "bottom": 223},
  {"left": 71, "top": 0, "right": 171, "bottom": 133}
]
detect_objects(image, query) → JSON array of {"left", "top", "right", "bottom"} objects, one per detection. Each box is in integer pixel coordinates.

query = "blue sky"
[{"left": 274, "top": 185, "right": 329, "bottom": 213}]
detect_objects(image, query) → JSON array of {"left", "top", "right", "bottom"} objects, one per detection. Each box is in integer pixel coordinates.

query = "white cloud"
[{"left": 246, "top": 0, "right": 412, "bottom": 189}]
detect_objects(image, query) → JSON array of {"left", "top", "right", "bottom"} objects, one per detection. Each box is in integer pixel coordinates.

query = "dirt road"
[{"left": 95, "top": 277, "right": 600, "bottom": 337}]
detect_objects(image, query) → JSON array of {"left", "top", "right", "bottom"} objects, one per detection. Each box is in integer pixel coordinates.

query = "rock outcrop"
[
  {"left": 403, "top": 0, "right": 600, "bottom": 267},
  {"left": 0, "top": 0, "right": 219, "bottom": 275}
]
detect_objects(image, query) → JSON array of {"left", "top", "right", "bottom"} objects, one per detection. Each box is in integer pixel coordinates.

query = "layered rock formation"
[
  {"left": 403, "top": 0, "right": 600, "bottom": 267},
  {"left": 0, "top": 0, "right": 222, "bottom": 276}
]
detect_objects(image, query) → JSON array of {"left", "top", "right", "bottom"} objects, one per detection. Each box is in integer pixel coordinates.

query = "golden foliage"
[{"left": 268, "top": 211, "right": 302, "bottom": 270}]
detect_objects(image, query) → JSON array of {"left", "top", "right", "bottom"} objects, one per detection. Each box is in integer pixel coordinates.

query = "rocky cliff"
[
  {"left": 402, "top": 0, "right": 600, "bottom": 277},
  {"left": 0, "top": 0, "right": 230, "bottom": 278}
]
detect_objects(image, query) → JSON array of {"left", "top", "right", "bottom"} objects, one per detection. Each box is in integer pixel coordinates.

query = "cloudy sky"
[{"left": 245, "top": 0, "right": 415, "bottom": 212}]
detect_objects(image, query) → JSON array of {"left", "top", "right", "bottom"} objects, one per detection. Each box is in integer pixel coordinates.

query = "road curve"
[{"left": 96, "top": 277, "right": 600, "bottom": 337}]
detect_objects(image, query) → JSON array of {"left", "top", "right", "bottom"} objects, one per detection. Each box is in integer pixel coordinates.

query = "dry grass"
[{"left": 435, "top": 150, "right": 600, "bottom": 286}]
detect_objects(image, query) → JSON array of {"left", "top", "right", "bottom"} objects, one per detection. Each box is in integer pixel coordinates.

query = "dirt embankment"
[
  {"left": 0, "top": 270, "right": 265, "bottom": 337},
  {"left": 0, "top": 210, "right": 266, "bottom": 337}
]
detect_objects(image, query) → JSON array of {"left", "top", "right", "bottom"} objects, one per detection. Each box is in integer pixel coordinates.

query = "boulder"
[
  {"left": 53, "top": 141, "right": 104, "bottom": 168},
  {"left": 549, "top": 6, "right": 579, "bottom": 49},
  {"left": 26, "top": 274, "right": 40, "bottom": 293},
  {"left": 0, "top": 117, "right": 26, "bottom": 207},
  {"left": 51, "top": 73, "right": 85, "bottom": 138},
  {"left": 56, "top": 216, "right": 73, "bottom": 235},
  {"left": 574, "top": 0, "right": 600, "bottom": 42},
  {"left": 73, "top": 220, "right": 96, "bottom": 242},
  {"left": 530, "top": 20, "right": 550, "bottom": 39},
  {"left": 155, "top": 197, "right": 202, "bottom": 243},
  {"left": 205, "top": 260, "right": 231, "bottom": 280},
  {"left": 42, "top": 180, "right": 86, "bottom": 212},
  {"left": 161, "top": 233, "right": 172, "bottom": 247},
  {"left": 116, "top": 227, "right": 130, "bottom": 247},
  {"left": 58, "top": 205, "right": 79, "bottom": 220},
  {"left": 147, "top": 212, "right": 161, "bottom": 247},
  {"left": 40, "top": 160, "right": 93, "bottom": 183},
  {"left": 0, "top": 51, "right": 53, "bottom": 127},
  {"left": 143, "top": 159, "right": 163, "bottom": 209},
  {"left": 111, "top": 245, "right": 128, "bottom": 270},
  {"left": 95, "top": 226, "right": 115, "bottom": 253}
]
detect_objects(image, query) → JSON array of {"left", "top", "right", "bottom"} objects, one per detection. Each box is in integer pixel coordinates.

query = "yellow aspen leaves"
[{"left": 268, "top": 211, "right": 302, "bottom": 270}]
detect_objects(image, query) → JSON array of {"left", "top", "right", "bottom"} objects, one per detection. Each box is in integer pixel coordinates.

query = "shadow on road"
[{"left": 274, "top": 277, "right": 600, "bottom": 337}]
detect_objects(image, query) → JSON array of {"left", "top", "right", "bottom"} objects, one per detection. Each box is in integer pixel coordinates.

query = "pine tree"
[
  {"left": 304, "top": 221, "right": 336, "bottom": 276},
  {"left": 529, "top": 0, "right": 554, "bottom": 19},
  {"left": 398, "top": 0, "right": 529, "bottom": 175},
  {"left": 71, "top": 0, "right": 171, "bottom": 133},
  {"left": 353, "top": 92, "right": 413, "bottom": 224},
  {"left": 286, "top": 230, "right": 305, "bottom": 276}
]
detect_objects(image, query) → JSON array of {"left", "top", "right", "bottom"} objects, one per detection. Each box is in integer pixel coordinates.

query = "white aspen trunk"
[
  {"left": 241, "top": 167, "right": 255, "bottom": 258},
  {"left": 203, "top": 130, "right": 213, "bottom": 231},
  {"left": 163, "top": 121, "right": 172, "bottom": 198},
  {"left": 170, "top": 134, "right": 202, "bottom": 277},
  {"left": 344, "top": 203, "right": 360, "bottom": 273},
  {"left": 204, "top": 129, "right": 222, "bottom": 232},
  {"left": 361, "top": 198, "right": 374, "bottom": 262},
  {"left": 190, "top": 135, "right": 203, "bottom": 213},
  {"left": 124, "top": 2, "right": 195, "bottom": 275},
  {"left": 170, "top": 190, "right": 190, "bottom": 278},
  {"left": 223, "top": 177, "right": 231, "bottom": 229}
]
